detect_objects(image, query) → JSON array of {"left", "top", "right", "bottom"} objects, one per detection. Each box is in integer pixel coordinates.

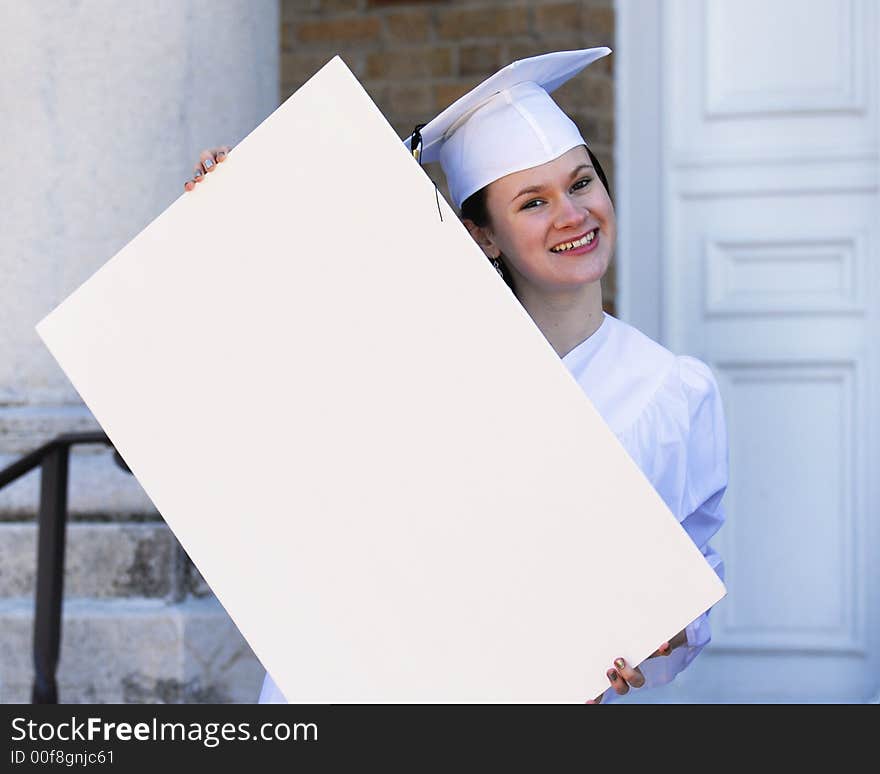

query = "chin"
[
  {"left": 510, "top": 252, "right": 612, "bottom": 294},
  {"left": 533, "top": 273, "right": 606, "bottom": 295},
  {"left": 564, "top": 257, "right": 611, "bottom": 287}
]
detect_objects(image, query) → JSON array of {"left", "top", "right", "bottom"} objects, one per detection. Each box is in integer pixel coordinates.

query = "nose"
[{"left": 553, "top": 194, "right": 587, "bottom": 230}]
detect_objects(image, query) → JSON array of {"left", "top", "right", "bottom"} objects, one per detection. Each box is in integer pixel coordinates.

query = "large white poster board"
[{"left": 36, "top": 57, "right": 725, "bottom": 702}]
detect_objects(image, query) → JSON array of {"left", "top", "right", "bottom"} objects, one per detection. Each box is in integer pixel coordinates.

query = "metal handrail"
[{"left": 0, "top": 432, "right": 131, "bottom": 703}]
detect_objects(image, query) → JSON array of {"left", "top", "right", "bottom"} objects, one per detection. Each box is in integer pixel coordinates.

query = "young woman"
[{"left": 188, "top": 49, "right": 727, "bottom": 705}]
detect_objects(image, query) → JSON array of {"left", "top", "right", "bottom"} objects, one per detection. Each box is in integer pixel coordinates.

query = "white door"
[{"left": 616, "top": 0, "right": 879, "bottom": 702}]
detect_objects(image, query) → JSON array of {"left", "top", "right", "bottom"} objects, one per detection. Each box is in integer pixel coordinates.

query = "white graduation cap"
[{"left": 405, "top": 47, "right": 612, "bottom": 209}]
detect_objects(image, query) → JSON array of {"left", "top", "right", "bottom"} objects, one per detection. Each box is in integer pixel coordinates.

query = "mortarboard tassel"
[{"left": 410, "top": 123, "right": 443, "bottom": 223}]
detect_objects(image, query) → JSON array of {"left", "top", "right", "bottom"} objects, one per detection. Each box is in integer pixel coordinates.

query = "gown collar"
[{"left": 560, "top": 312, "right": 610, "bottom": 369}]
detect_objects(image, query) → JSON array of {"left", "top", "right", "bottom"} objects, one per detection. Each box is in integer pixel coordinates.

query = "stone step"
[
  {"left": 0, "top": 522, "right": 178, "bottom": 598},
  {"left": 0, "top": 447, "right": 158, "bottom": 518},
  {"left": 0, "top": 596, "right": 264, "bottom": 703},
  {"left": 0, "top": 405, "right": 101, "bottom": 456},
  {"left": 0, "top": 402, "right": 156, "bottom": 519}
]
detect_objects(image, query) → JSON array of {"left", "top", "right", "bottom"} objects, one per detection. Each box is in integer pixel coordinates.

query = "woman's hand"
[
  {"left": 585, "top": 629, "right": 687, "bottom": 704},
  {"left": 183, "top": 146, "right": 231, "bottom": 192}
]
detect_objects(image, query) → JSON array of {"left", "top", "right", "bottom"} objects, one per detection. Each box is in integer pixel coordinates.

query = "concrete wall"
[
  {"left": 1, "top": 0, "right": 279, "bottom": 513},
  {"left": 1, "top": 0, "right": 278, "bottom": 703}
]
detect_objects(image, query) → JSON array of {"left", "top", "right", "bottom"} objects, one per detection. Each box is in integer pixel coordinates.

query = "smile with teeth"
[{"left": 550, "top": 230, "right": 597, "bottom": 252}]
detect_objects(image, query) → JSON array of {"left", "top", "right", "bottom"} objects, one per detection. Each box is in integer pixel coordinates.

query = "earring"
[{"left": 491, "top": 256, "right": 504, "bottom": 278}]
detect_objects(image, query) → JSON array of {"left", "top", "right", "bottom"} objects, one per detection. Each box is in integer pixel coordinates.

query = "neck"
[{"left": 514, "top": 280, "right": 605, "bottom": 358}]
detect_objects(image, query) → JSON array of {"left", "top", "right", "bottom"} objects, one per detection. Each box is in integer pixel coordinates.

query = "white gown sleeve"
[
  {"left": 258, "top": 671, "right": 288, "bottom": 704},
  {"left": 599, "top": 356, "right": 728, "bottom": 704}
]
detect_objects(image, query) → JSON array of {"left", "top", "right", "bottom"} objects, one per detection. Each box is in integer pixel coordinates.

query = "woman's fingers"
[
  {"left": 647, "top": 641, "right": 672, "bottom": 659},
  {"left": 647, "top": 629, "right": 686, "bottom": 658},
  {"left": 184, "top": 147, "right": 231, "bottom": 191},
  {"left": 199, "top": 149, "right": 218, "bottom": 174},
  {"left": 612, "top": 657, "right": 645, "bottom": 689},
  {"left": 602, "top": 656, "right": 650, "bottom": 697},
  {"left": 184, "top": 160, "right": 205, "bottom": 192},
  {"left": 184, "top": 169, "right": 202, "bottom": 191},
  {"left": 598, "top": 653, "right": 656, "bottom": 698},
  {"left": 201, "top": 146, "right": 232, "bottom": 170},
  {"left": 606, "top": 666, "right": 629, "bottom": 696}
]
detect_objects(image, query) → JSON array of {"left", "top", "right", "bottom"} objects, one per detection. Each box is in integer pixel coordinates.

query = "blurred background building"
[{"left": 1, "top": 0, "right": 876, "bottom": 703}]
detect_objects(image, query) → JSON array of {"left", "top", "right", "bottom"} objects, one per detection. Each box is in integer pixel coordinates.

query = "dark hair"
[{"left": 459, "top": 146, "right": 611, "bottom": 291}]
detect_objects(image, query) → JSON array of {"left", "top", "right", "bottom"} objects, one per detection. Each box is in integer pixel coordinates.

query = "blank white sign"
[{"left": 37, "top": 57, "right": 725, "bottom": 702}]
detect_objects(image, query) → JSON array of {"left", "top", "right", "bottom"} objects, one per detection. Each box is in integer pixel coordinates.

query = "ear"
[{"left": 461, "top": 218, "right": 501, "bottom": 259}]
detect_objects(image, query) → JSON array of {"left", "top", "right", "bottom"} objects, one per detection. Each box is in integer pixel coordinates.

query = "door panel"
[{"left": 617, "top": 0, "right": 878, "bottom": 702}]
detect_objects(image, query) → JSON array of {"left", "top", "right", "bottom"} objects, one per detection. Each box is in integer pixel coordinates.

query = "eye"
[
  {"left": 571, "top": 177, "right": 592, "bottom": 192},
  {"left": 520, "top": 198, "right": 545, "bottom": 211}
]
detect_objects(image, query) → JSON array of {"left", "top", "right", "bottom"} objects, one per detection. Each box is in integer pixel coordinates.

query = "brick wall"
[{"left": 281, "top": 0, "right": 617, "bottom": 308}]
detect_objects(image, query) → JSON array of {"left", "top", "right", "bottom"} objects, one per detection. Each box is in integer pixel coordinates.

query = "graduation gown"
[
  {"left": 258, "top": 313, "right": 728, "bottom": 704},
  {"left": 562, "top": 313, "right": 727, "bottom": 703}
]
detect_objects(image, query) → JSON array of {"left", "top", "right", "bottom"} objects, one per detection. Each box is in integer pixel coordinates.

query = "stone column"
[
  {"left": 0, "top": 0, "right": 278, "bottom": 703},
  {"left": 0, "top": 0, "right": 279, "bottom": 510}
]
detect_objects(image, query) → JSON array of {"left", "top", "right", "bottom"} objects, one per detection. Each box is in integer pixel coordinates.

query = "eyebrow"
[{"left": 511, "top": 164, "right": 594, "bottom": 203}]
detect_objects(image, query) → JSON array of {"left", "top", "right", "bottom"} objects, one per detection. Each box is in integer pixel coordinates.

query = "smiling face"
[{"left": 466, "top": 146, "right": 615, "bottom": 297}]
